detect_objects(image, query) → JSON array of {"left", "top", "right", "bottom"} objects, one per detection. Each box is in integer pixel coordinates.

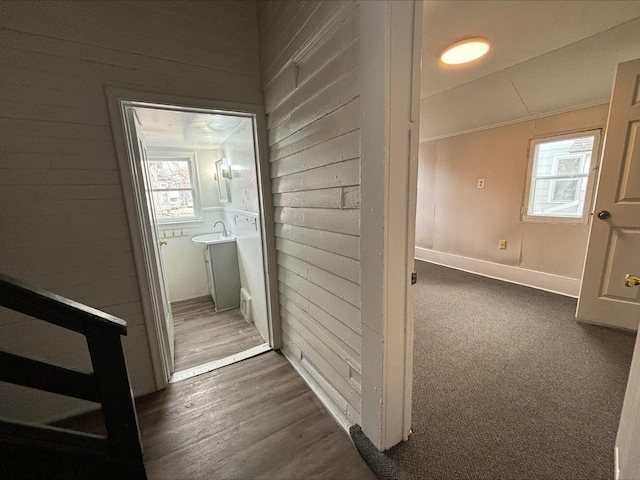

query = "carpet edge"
[{"left": 349, "top": 424, "right": 397, "bottom": 480}]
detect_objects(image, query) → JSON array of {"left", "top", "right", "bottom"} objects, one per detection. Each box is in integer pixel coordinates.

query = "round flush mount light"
[{"left": 440, "top": 37, "right": 491, "bottom": 65}]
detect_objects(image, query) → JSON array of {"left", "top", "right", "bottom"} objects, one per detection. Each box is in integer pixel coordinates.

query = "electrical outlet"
[
  {"left": 477, "top": 178, "right": 485, "bottom": 189},
  {"left": 499, "top": 239, "right": 507, "bottom": 249}
]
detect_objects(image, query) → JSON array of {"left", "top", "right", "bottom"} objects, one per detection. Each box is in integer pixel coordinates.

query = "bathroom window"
[
  {"left": 147, "top": 154, "right": 200, "bottom": 223},
  {"left": 522, "top": 130, "right": 601, "bottom": 224}
]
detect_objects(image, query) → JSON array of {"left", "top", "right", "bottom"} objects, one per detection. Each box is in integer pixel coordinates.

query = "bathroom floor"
[{"left": 171, "top": 296, "right": 265, "bottom": 372}]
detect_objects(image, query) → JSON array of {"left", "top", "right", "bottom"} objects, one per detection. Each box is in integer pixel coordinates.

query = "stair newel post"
[{"left": 85, "top": 329, "right": 147, "bottom": 479}]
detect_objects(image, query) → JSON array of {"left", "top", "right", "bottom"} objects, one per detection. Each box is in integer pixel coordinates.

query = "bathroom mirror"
[{"left": 215, "top": 158, "right": 230, "bottom": 203}]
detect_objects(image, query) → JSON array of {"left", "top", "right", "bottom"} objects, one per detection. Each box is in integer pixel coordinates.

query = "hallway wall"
[
  {"left": 0, "top": 1, "right": 263, "bottom": 423},
  {"left": 257, "top": 1, "right": 362, "bottom": 428}
]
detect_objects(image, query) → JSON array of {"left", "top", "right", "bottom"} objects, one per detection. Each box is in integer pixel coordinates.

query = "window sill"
[
  {"left": 157, "top": 219, "right": 206, "bottom": 228},
  {"left": 522, "top": 215, "right": 589, "bottom": 225}
]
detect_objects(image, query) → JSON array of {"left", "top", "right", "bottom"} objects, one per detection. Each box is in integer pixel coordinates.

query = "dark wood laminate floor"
[
  {"left": 58, "top": 351, "right": 376, "bottom": 480},
  {"left": 172, "top": 296, "right": 266, "bottom": 372}
]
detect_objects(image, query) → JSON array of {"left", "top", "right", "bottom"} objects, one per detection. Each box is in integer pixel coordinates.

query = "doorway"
[{"left": 112, "top": 97, "right": 278, "bottom": 386}]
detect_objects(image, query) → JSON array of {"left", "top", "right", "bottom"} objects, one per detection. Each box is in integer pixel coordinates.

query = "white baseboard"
[
  {"left": 415, "top": 247, "right": 581, "bottom": 298},
  {"left": 281, "top": 348, "right": 351, "bottom": 434}
]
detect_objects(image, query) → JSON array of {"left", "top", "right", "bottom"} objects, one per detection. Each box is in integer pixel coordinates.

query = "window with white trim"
[
  {"left": 147, "top": 153, "right": 200, "bottom": 223},
  {"left": 523, "top": 130, "right": 601, "bottom": 223}
]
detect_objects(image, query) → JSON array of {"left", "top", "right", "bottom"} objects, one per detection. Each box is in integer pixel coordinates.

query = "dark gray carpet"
[
  {"left": 385, "top": 261, "right": 636, "bottom": 480},
  {"left": 351, "top": 424, "right": 396, "bottom": 480}
]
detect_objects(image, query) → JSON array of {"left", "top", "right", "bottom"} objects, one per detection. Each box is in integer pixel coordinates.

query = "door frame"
[
  {"left": 360, "top": 0, "right": 422, "bottom": 450},
  {"left": 106, "top": 87, "right": 280, "bottom": 389}
]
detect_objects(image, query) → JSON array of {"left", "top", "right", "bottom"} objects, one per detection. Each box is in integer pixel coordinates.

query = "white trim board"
[
  {"left": 169, "top": 343, "right": 271, "bottom": 384},
  {"left": 419, "top": 100, "right": 609, "bottom": 143},
  {"left": 415, "top": 247, "right": 580, "bottom": 298}
]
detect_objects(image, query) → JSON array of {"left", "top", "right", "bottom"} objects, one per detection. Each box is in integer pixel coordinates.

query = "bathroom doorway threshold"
[{"left": 170, "top": 343, "right": 271, "bottom": 384}]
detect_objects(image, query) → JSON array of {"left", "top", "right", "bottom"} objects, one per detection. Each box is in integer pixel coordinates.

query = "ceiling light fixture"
[{"left": 440, "top": 37, "right": 491, "bottom": 65}]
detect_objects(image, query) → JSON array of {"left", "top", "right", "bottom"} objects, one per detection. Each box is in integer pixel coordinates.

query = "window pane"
[
  {"left": 527, "top": 134, "right": 596, "bottom": 219},
  {"left": 148, "top": 160, "right": 192, "bottom": 190},
  {"left": 151, "top": 190, "right": 194, "bottom": 221}
]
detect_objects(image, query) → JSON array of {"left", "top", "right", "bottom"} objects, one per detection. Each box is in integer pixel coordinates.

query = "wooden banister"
[
  {"left": 0, "top": 273, "right": 146, "bottom": 479},
  {"left": 0, "top": 349, "right": 100, "bottom": 402},
  {"left": 0, "top": 273, "right": 127, "bottom": 335}
]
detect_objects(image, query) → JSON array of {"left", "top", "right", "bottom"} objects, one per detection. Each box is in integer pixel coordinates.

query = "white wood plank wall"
[
  {"left": 0, "top": 0, "right": 263, "bottom": 423},
  {"left": 257, "top": 0, "right": 362, "bottom": 427}
]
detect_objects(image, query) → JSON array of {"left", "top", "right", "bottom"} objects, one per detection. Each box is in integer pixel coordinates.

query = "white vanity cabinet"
[{"left": 203, "top": 240, "right": 241, "bottom": 311}]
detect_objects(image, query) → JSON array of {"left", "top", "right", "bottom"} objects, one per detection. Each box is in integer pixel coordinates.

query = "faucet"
[{"left": 213, "top": 221, "right": 229, "bottom": 237}]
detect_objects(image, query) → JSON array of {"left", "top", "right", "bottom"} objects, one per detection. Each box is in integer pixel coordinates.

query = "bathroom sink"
[{"left": 191, "top": 233, "right": 236, "bottom": 249}]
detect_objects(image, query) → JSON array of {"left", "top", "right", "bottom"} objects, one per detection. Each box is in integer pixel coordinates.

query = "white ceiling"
[
  {"left": 421, "top": 1, "right": 640, "bottom": 140},
  {"left": 133, "top": 107, "right": 247, "bottom": 149},
  {"left": 133, "top": 4, "right": 640, "bottom": 145}
]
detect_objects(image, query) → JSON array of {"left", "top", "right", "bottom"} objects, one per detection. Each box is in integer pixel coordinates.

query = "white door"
[
  {"left": 125, "top": 107, "right": 175, "bottom": 373},
  {"left": 577, "top": 58, "right": 640, "bottom": 331},
  {"left": 616, "top": 331, "right": 640, "bottom": 480}
]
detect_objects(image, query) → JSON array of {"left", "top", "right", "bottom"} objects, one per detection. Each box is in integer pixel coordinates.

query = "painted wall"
[
  {"left": 220, "top": 119, "right": 269, "bottom": 342},
  {"left": 0, "top": 0, "right": 263, "bottom": 423},
  {"left": 257, "top": 1, "right": 362, "bottom": 428},
  {"left": 415, "top": 104, "right": 609, "bottom": 287}
]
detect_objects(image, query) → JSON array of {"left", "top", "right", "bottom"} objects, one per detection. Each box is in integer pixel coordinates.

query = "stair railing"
[{"left": 0, "top": 273, "right": 147, "bottom": 479}]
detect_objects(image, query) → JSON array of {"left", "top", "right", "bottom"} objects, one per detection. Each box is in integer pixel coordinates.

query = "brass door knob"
[
  {"left": 159, "top": 239, "right": 168, "bottom": 247},
  {"left": 625, "top": 274, "right": 640, "bottom": 287}
]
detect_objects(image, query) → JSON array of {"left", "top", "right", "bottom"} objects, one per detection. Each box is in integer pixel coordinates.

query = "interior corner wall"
[
  {"left": 416, "top": 104, "right": 609, "bottom": 288},
  {"left": 219, "top": 120, "right": 270, "bottom": 342},
  {"left": 0, "top": 0, "right": 263, "bottom": 423},
  {"left": 257, "top": 0, "right": 362, "bottom": 429}
]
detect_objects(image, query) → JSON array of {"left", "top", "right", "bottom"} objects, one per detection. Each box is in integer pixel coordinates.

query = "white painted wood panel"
[
  {"left": 267, "top": 38, "right": 359, "bottom": 129},
  {"left": 281, "top": 322, "right": 352, "bottom": 401},
  {"left": 278, "top": 268, "right": 360, "bottom": 327},
  {"left": 0, "top": 83, "right": 107, "bottom": 110},
  {"left": 282, "top": 312, "right": 352, "bottom": 381},
  {"left": 3, "top": 152, "right": 118, "bottom": 170},
  {"left": 0, "top": 35, "right": 262, "bottom": 105},
  {"left": 279, "top": 292, "right": 360, "bottom": 354},
  {"left": 272, "top": 160, "right": 360, "bottom": 194},
  {"left": 274, "top": 207, "right": 359, "bottom": 236},
  {"left": 268, "top": 67, "right": 359, "bottom": 145},
  {"left": 268, "top": 99, "right": 360, "bottom": 160},
  {"left": 259, "top": 0, "right": 362, "bottom": 429},
  {"left": 277, "top": 252, "right": 360, "bottom": 308},
  {"left": 259, "top": 1, "right": 307, "bottom": 70},
  {"left": 264, "top": 1, "right": 345, "bottom": 84},
  {"left": 276, "top": 237, "right": 360, "bottom": 284},
  {"left": 273, "top": 186, "right": 359, "bottom": 210},
  {"left": 0, "top": 100, "right": 110, "bottom": 126},
  {"left": 0, "top": 0, "right": 264, "bottom": 424},
  {"left": 271, "top": 130, "right": 360, "bottom": 178},
  {"left": 280, "top": 300, "right": 360, "bottom": 376},
  {"left": 132, "top": 0, "right": 258, "bottom": 29},
  {"left": 295, "top": 3, "right": 359, "bottom": 87},
  {"left": 0, "top": 3, "right": 259, "bottom": 76},
  {"left": 273, "top": 188, "right": 342, "bottom": 209},
  {"left": 260, "top": 1, "right": 322, "bottom": 80},
  {"left": 278, "top": 281, "right": 360, "bottom": 339}
]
